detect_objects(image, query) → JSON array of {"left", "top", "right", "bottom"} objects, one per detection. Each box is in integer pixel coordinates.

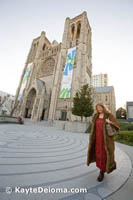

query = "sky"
[{"left": 0, "top": 0, "right": 133, "bottom": 109}]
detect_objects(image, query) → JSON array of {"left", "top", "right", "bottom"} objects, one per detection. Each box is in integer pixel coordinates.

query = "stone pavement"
[
  {"left": 105, "top": 142, "right": 133, "bottom": 200},
  {"left": 0, "top": 121, "right": 132, "bottom": 200}
]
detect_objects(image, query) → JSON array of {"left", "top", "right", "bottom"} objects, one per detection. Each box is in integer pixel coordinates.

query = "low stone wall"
[
  {"left": 0, "top": 115, "right": 23, "bottom": 124},
  {"left": 53, "top": 120, "right": 90, "bottom": 133}
]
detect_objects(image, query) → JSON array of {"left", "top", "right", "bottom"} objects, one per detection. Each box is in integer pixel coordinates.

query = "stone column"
[
  {"left": 73, "top": 23, "right": 77, "bottom": 41},
  {"left": 20, "top": 94, "right": 27, "bottom": 117},
  {"left": 31, "top": 96, "right": 40, "bottom": 121},
  {"left": 36, "top": 90, "right": 45, "bottom": 121},
  {"left": 48, "top": 17, "right": 70, "bottom": 121},
  {"left": 48, "top": 50, "right": 66, "bottom": 120},
  {"left": 62, "top": 17, "right": 70, "bottom": 49},
  {"left": 34, "top": 31, "right": 46, "bottom": 79}
]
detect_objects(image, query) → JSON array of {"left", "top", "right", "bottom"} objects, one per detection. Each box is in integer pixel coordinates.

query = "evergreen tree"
[{"left": 72, "top": 84, "right": 94, "bottom": 122}]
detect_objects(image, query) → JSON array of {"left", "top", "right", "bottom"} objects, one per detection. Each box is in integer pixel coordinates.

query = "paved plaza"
[{"left": 0, "top": 121, "right": 132, "bottom": 200}]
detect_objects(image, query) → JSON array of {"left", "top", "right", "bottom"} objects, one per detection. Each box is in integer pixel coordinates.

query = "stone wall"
[{"left": 53, "top": 120, "right": 90, "bottom": 133}]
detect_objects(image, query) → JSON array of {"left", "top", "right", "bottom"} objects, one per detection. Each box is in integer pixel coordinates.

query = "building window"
[
  {"left": 105, "top": 95, "right": 108, "bottom": 101},
  {"left": 76, "top": 23, "right": 81, "bottom": 39},
  {"left": 42, "top": 43, "right": 46, "bottom": 51},
  {"left": 71, "top": 25, "right": 75, "bottom": 40}
]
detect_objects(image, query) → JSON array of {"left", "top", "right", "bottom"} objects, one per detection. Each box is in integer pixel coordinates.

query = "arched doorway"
[
  {"left": 24, "top": 88, "right": 36, "bottom": 118},
  {"left": 41, "top": 108, "right": 45, "bottom": 120}
]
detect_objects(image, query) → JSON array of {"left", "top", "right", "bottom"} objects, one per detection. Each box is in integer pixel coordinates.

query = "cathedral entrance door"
[
  {"left": 25, "top": 108, "right": 29, "bottom": 118},
  {"left": 61, "top": 111, "right": 67, "bottom": 121},
  {"left": 41, "top": 109, "right": 45, "bottom": 120},
  {"left": 25, "top": 88, "right": 36, "bottom": 118}
]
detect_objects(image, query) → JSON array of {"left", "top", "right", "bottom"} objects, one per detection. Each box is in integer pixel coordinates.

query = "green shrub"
[
  {"left": 120, "top": 122, "right": 133, "bottom": 131},
  {"left": 114, "top": 130, "right": 133, "bottom": 146},
  {"left": 127, "top": 125, "right": 133, "bottom": 131},
  {"left": 85, "top": 121, "right": 133, "bottom": 145}
]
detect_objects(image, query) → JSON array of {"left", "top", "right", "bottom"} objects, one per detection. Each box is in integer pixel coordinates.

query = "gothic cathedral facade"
[{"left": 13, "top": 12, "right": 92, "bottom": 122}]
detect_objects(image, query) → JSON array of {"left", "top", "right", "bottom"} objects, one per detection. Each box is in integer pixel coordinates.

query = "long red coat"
[
  {"left": 95, "top": 117, "right": 107, "bottom": 172},
  {"left": 86, "top": 112, "right": 120, "bottom": 173}
]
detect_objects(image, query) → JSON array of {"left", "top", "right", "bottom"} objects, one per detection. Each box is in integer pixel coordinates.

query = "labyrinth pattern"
[{"left": 0, "top": 123, "right": 132, "bottom": 200}]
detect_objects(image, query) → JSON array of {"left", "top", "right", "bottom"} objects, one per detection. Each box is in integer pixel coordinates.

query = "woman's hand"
[{"left": 105, "top": 118, "right": 112, "bottom": 124}]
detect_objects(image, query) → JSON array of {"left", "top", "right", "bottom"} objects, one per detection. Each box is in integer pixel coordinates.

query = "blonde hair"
[{"left": 95, "top": 103, "right": 111, "bottom": 114}]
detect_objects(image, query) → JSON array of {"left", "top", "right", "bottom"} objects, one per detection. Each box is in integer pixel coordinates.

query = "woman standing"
[{"left": 86, "top": 104, "right": 120, "bottom": 182}]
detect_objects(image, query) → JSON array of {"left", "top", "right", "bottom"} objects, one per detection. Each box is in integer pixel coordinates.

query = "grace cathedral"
[{"left": 13, "top": 12, "right": 92, "bottom": 122}]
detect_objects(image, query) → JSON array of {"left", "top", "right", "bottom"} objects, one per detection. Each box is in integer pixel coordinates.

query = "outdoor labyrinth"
[{"left": 0, "top": 123, "right": 132, "bottom": 200}]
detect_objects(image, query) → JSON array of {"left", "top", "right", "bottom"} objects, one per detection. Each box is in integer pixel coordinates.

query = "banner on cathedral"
[
  {"left": 18, "top": 63, "right": 33, "bottom": 101},
  {"left": 59, "top": 47, "right": 76, "bottom": 99}
]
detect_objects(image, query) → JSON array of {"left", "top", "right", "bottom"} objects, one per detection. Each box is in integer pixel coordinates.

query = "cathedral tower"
[
  {"left": 48, "top": 11, "right": 92, "bottom": 121},
  {"left": 13, "top": 11, "right": 92, "bottom": 122}
]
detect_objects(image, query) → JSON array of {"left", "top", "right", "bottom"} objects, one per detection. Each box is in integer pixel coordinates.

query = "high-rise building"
[
  {"left": 93, "top": 86, "right": 116, "bottom": 116},
  {"left": 92, "top": 73, "right": 108, "bottom": 87}
]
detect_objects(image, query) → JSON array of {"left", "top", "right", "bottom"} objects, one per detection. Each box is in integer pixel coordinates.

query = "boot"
[{"left": 97, "top": 170, "right": 104, "bottom": 182}]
